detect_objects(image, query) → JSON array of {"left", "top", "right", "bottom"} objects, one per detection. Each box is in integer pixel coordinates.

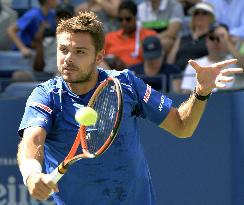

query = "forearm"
[
  {"left": 17, "top": 127, "right": 46, "bottom": 184},
  {"left": 160, "top": 86, "right": 209, "bottom": 138},
  {"left": 95, "top": 0, "right": 121, "bottom": 17},
  {"left": 158, "top": 22, "right": 181, "bottom": 39},
  {"left": 17, "top": 137, "right": 44, "bottom": 165},
  {"left": 177, "top": 91, "right": 207, "bottom": 137},
  {"left": 7, "top": 24, "right": 27, "bottom": 51}
]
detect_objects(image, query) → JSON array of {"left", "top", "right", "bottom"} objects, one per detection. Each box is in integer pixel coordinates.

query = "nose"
[{"left": 64, "top": 52, "right": 73, "bottom": 64}]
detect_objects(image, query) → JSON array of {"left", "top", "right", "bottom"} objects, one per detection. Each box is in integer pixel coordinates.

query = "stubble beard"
[{"left": 60, "top": 63, "right": 96, "bottom": 84}]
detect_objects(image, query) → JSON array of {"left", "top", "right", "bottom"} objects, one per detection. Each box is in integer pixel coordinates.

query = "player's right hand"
[{"left": 26, "top": 172, "right": 59, "bottom": 201}]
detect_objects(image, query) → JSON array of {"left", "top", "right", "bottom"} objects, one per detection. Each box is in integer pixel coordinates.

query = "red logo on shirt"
[
  {"left": 28, "top": 102, "right": 53, "bottom": 114},
  {"left": 143, "top": 84, "right": 151, "bottom": 103}
]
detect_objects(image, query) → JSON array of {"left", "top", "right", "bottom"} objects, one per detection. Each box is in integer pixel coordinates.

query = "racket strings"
[{"left": 86, "top": 81, "right": 119, "bottom": 154}]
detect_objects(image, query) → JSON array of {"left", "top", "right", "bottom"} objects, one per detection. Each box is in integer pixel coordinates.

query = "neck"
[
  {"left": 192, "top": 26, "right": 209, "bottom": 39},
  {"left": 144, "top": 62, "right": 162, "bottom": 76},
  {"left": 122, "top": 28, "right": 136, "bottom": 37}
]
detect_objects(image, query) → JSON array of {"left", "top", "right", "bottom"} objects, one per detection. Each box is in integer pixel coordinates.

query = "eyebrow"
[
  {"left": 75, "top": 47, "right": 89, "bottom": 50},
  {"left": 59, "top": 45, "right": 89, "bottom": 50}
]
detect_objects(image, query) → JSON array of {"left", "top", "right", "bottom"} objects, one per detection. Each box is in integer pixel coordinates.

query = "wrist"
[
  {"left": 19, "top": 159, "right": 42, "bottom": 185},
  {"left": 193, "top": 87, "right": 211, "bottom": 101}
]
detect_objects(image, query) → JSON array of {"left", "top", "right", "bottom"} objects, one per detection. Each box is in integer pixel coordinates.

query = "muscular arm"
[
  {"left": 160, "top": 90, "right": 207, "bottom": 138},
  {"left": 17, "top": 126, "right": 58, "bottom": 200},
  {"left": 160, "top": 58, "right": 243, "bottom": 138},
  {"left": 17, "top": 126, "right": 46, "bottom": 166}
]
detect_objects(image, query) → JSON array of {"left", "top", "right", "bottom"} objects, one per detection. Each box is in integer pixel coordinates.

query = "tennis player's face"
[{"left": 57, "top": 32, "right": 103, "bottom": 84}]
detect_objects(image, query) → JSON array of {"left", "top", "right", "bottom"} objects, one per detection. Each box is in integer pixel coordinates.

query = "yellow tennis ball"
[{"left": 75, "top": 107, "right": 98, "bottom": 126}]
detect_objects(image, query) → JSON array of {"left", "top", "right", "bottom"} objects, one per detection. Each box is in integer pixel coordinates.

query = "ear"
[{"left": 95, "top": 49, "right": 105, "bottom": 65}]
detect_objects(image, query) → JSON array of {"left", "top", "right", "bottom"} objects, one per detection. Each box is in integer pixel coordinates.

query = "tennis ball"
[{"left": 75, "top": 107, "right": 98, "bottom": 126}]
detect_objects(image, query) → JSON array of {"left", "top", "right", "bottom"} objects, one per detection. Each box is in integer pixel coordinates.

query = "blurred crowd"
[{"left": 0, "top": 0, "right": 244, "bottom": 95}]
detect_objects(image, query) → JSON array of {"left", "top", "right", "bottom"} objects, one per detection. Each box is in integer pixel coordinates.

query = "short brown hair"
[{"left": 56, "top": 11, "right": 105, "bottom": 53}]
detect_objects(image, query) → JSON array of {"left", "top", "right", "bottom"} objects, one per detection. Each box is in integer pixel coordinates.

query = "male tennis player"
[{"left": 17, "top": 11, "right": 243, "bottom": 204}]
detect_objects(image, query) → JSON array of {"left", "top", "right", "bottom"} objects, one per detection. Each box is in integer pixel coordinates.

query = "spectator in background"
[
  {"left": 167, "top": 2, "right": 215, "bottom": 71},
  {"left": 137, "top": 0, "right": 184, "bottom": 55},
  {"left": 129, "top": 35, "right": 181, "bottom": 92},
  {"left": 181, "top": 25, "right": 244, "bottom": 93},
  {"left": 10, "top": 0, "right": 39, "bottom": 17},
  {"left": 177, "top": 0, "right": 201, "bottom": 36},
  {"left": 203, "top": 0, "right": 244, "bottom": 40},
  {"left": 202, "top": 0, "right": 244, "bottom": 90},
  {"left": 33, "top": 2, "right": 74, "bottom": 74},
  {"left": 105, "top": 0, "right": 157, "bottom": 68},
  {"left": 178, "top": 0, "right": 200, "bottom": 15},
  {"left": 0, "top": 1, "right": 18, "bottom": 50},
  {"left": 103, "top": 54, "right": 127, "bottom": 71},
  {"left": 74, "top": 0, "right": 122, "bottom": 33},
  {"left": 7, "top": 0, "right": 58, "bottom": 58}
]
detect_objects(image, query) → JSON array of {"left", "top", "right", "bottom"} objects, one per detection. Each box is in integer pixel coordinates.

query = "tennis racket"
[{"left": 48, "top": 77, "right": 123, "bottom": 185}]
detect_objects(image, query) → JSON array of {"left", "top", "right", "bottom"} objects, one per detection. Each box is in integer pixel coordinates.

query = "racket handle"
[
  {"left": 48, "top": 166, "right": 64, "bottom": 184},
  {"left": 48, "top": 166, "right": 66, "bottom": 196}
]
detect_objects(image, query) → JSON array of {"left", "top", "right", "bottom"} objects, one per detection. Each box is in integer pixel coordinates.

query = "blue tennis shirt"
[{"left": 18, "top": 68, "right": 172, "bottom": 205}]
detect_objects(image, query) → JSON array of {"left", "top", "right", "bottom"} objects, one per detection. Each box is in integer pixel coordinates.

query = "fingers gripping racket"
[{"left": 48, "top": 77, "right": 123, "bottom": 185}]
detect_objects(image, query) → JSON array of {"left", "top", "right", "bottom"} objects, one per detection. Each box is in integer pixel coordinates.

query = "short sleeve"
[
  {"left": 127, "top": 70, "right": 172, "bottom": 125},
  {"left": 17, "top": 11, "right": 35, "bottom": 31},
  {"left": 18, "top": 84, "right": 53, "bottom": 137}
]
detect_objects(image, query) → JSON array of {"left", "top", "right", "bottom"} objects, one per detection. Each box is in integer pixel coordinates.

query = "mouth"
[{"left": 63, "top": 67, "right": 77, "bottom": 73}]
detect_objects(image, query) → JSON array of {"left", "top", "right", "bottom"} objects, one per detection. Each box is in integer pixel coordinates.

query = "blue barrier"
[{"left": 0, "top": 90, "right": 243, "bottom": 205}]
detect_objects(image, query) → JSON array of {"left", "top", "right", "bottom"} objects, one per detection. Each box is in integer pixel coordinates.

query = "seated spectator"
[
  {"left": 33, "top": 2, "right": 74, "bottom": 73},
  {"left": 7, "top": 0, "right": 58, "bottom": 58},
  {"left": 105, "top": 0, "right": 157, "bottom": 68},
  {"left": 137, "top": 0, "right": 184, "bottom": 55},
  {"left": 177, "top": 0, "right": 201, "bottom": 36},
  {"left": 181, "top": 25, "right": 244, "bottom": 93},
  {"left": 0, "top": 2, "right": 18, "bottom": 50},
  {"left": 167, "top": 2, "right": 215, "bottom": 71},
  {"left": 74, "top": 0, "right": 122, "bottom": 33},
  {"left": 203, "top": 0, "right": 244, "bottom": 40},
  {"left": 129, "top": 36, "right": 181, "bottom": 92},
  {"left": 178, "top": 0, "right": 201, "bottom": 15}
]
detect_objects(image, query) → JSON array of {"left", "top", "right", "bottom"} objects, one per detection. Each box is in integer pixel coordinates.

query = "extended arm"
[
  {"left": 160, "top": 59, "right": 243, "bottom": 138},
  {"left": 160, "top": 86, "right": 207, "bottom": 138}
]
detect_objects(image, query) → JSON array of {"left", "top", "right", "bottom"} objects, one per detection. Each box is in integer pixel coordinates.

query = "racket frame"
[{"left": 48, "top": 77, "right": 123, "bottom": 185}]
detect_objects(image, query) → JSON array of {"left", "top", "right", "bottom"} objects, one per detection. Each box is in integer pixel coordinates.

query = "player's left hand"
[{"left": 188, "top": 59, "right": 243, "bottom": 95}]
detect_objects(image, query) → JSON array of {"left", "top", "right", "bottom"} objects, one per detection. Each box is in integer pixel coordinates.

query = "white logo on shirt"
[
  {"left": 158, "top": 95, "right": 165, "bottom": 112},
  {"left": 143, "top": 84, "right": 151, "bottom": 103}
]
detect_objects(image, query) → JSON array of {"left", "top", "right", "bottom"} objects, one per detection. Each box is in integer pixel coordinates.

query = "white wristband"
[{"left": 19, "top": 159, "right": 42, "bottom": 185}]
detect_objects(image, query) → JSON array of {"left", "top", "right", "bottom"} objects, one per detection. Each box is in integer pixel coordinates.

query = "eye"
[
  {"left": 76, "top": 50, "right": 86, "bottom": 55},
  {"left": 59, "top": 46, "right": 68, "bottom": 54}
]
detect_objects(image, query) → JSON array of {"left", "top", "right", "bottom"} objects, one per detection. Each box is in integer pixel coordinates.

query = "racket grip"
[{"left": 48, "top": 166, "right": 64, "bottom": 184}]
